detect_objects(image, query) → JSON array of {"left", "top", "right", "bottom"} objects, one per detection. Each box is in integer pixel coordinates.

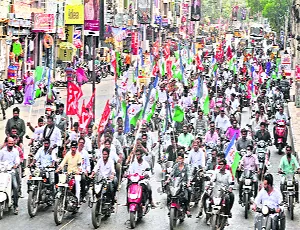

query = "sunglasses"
[{"left": 219, "top": 164, "right": 224, "bottom": 166}]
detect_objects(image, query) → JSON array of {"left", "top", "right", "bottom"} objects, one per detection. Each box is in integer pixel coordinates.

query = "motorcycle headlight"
[
  {"left": 262, "top": 206, "right": 269, "bottom": 215},
  {"left": 58, "top": 174, "right": 67, "bottom": 184},
  {"left": 33, "top": 168, "right": 40, "bottom": 177},
  {"left": 245, "top": 178, "right": 252, "bottom": 186},
  {"left": 213, "top": 197, "right": 221, "bottom": 205},
  {"left": 94, "top": 184, "right": 102, "bottom": 194},
  {"left": 170, "top": 187, "right": 178, "bottom": 196},
  {"left": 128, "top": 194, "right": 138, "bottom": 199},
  {"left": 287, "top": 181, "right": 293, "bottom": 186},
  {"left": 130, "top": 175, "right": 140, "bottom": 183}
]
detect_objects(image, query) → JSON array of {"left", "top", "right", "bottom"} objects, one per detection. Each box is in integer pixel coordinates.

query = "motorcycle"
[
  {"left": 0, "top": 162, "right": 13, "bottom": 219},
  {"left": 256, "top": 140, "right": 269, "bottom": 180},
  {"left": 240, "top": 169, "right": 256, "bottom": 219},
  {"left": 168, "top": 177, "right": 188, "bottom": 230},
  {"left": 89, "top": 176, "right": 114, "bottom": 229},
  {"left": 206, "top": 185, "right": 230, "bottom": 230},
  {"left": 11, "top": 84, "right": 24, "bottom": 104},
  {"left": 190, "top": 167, "right": 204, "bottom": 205},
  {"left": 274, "top": 120, "right": 287, "bottom": 154},
  {"left": 53, "top": 172, "right": 80, "bottom": 225},
  {"left": 280, "top": 171, "right": 299, "bottom": 220},
  {"left": 254, "top": 205, "right": 285, "bottom": 230},
  {"left": 159, "top": 155, "right": 173, "bottom": 193},
  {"left": 127, "top": 170, "right": 151, "bottom": 229},
  {"left": 27, "top": 165, "right": 55, "bottom": 217}
]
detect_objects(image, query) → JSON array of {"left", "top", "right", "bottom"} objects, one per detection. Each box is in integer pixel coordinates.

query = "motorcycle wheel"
[
  {"left": 92, "top": 200, "right": 102, "bottom": 229},
  {"left": 278, "top": 144, "right": 283, "bottom": 155},
  {"left": 15, "top": 91, "right": 23, "bottom": 104},
  {"left": 244, "top": 193, "right": 249, "bottom": 219},
  {"left": 130, "top": 211, "right": 136, "bottom": 229},
  {"left": 28, "top": 191, "right": 38, "bottom": 217},
  {"left": 103, "top": 72, "right": 108, "bottom": 79},
  {"left": 0, "top": 201, "right": 4, "bottom": 219},
  {"left": 210, "top": 214, "right": 217, "bottom": 230},
  {"left": 169, "top": 207, "right": 177, "bottom": 230},
  {"left": 289, "top": 195, "right": 294, "bottom": 220},
  {"left": 96, "top": 76, "right": 101, "bottom": 84},
  {"left": 54, "top": 198, "right": 64, "bottom": 225}
]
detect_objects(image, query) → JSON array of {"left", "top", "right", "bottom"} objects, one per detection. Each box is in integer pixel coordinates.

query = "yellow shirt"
[{"left": 60, "top": 152, "right": 82, "bottom": 174}]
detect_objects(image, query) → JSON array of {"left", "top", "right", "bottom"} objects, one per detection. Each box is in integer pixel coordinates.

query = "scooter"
[
  {"left": 127, "top": 170, "right": 151, "bottom": 229},
  {"left": 254, "top": 205, "right": 285, "bottom": 230},
  {"left": 0, "top": 162, "right": 13, "bottom": 219},
  {"left": 274, "top": 120, "right": 287, "bottom": 154}
]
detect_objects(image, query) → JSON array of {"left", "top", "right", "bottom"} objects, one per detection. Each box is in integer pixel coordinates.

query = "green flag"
[
  {"left": 130, "top": 109, "right": 143, "bottom": 127},
  {"left": 173, "top": 105, "right": 184, "bottom": 122},
  {"left": 161, "top": 62, "right": 165, "bottom": 76},
  {"left": 116, "top": 51, "right": 121, "bottom": 77},
  {"left": 202, "top": 95, "right": 210, "bottom": 115},
  {"left": 213, "top": 63, "right": 218, "bottom": 72},
  {"left": 121, "top": 100, "right": 127, "bottom": 118},
  {"left": 34, "top": 66, "right": 43, "bottom": 82},
  {"left": 173, "top": 71, "right": 182, "bottom": 81},
  {"left": 275, "top": 58, "right": 281, "bottom": 73},
  {"left": 146, "top": 101, "right": 157, "bottom": 122},
  {"left": 231, "top": 152, "right": 241, "bottom": 177},
  {"left": 174, "top": 51, "right": 179, "bottom": 60},
  {"left": 188, "top": 57, "right": 193, "bottom": 65}
]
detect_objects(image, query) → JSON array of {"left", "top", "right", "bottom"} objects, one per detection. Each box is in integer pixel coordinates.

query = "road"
[{"left": 0, "top": 77, "right": 300, "bottom": 230}]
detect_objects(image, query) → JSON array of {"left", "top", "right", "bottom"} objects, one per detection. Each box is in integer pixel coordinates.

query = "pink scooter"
[{"left": 127, "top": 173, "right": 151, "bottom": 229}]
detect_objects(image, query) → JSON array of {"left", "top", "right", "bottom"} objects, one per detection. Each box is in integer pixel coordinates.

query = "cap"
[{"left": 71, "top": 141, "right": 78, "bottom": 148}]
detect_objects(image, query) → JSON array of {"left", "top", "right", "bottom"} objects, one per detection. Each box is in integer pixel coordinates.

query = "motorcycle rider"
[
  {"left": 127, "top": 148, "right": 155, "bottom": 207},
  {"left": 5, "top": 107, "right": 26, "bottom": 144},
  {"left": 193, "top": 110, "right": 208, "bottom": 136},
  {"left": 178, "top": 125, "right": 194, "bottom": 150},
  {"left": 90, "top": 147, "right": 117, "bottom": 205},
  {"left": 187, "top": 140, "right": 206, "bottom": 170},
  {"left": 113, "top": 125, "right": 127, "bottom": 149},
  {"left": 225, "top": 119, "right": 240, "bottom": 140},
  {"left": 215, "top": 108, "right": 231, "bottom": 134},
  {"left": 55, "top": 103, "right": 68, "bottom": 131},
  {"left": 252, "top": 173, "right": 286, "bottom": 230},
  {"left": 0, "top": 137, "right": 20, "bottom": 214},
  {"left": 56, "top": 141, "right": 82, "bottom": 206},
  {"left": 77, "top": 137, "right": 91, "bottom": 202},
  {"left": 238, "top": 145, "right": 259, "bottom": 204},
  {"left": 273, "top": 106, "right": 289, "bottom": 146},
  {"left": 254, "top": 122, "right": 271, "bottom": 143},
  {"left": 236, "top": 128, "right": 253, "bottom": 151},
  {"left": 251, "top": 111, "right": 261, "bottom": 133},
  {"left": 166, "top": 152, "right": 192, "bottom": 217},
  {"left": 278, "top": 146, "right": 300, "bottom": 203},
  {"left": 204, "top": 121, "right": 220, "bottom": 146}
]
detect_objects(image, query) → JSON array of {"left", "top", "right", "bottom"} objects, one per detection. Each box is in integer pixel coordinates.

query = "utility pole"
[{"left": 52, "top": 3, "right": 59, "bottom": 81}]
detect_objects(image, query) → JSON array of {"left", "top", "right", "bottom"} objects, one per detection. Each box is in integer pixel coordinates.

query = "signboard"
[
  {"left": 84, "top": 0, "right": 99, "bottom": 31},
  {"left": 0, "top": 0, "right": 10, "bottom": 19},
  {"left": 58, "top": 25, "right": 73, "bottom": 61},
  {"left": 281, "top": 54, "right": 292, "bottom": 76},
  {"left": 14, "top": 0, "right": 31, "bottom": 20},
  {"left": 155, "top": 16, "right": 162, "bottom": 25},
  {"left": 137, "top": 0, "right": 151, "bottom": 24},
  {"left": 32, "top": 13, "right": 55, "bottom": 33},
  {"left": 191, "top": 0, "right": 201, "bottom": 21},
  {"left": 64, "top": 4, "right": 84, "bottom": 24}
]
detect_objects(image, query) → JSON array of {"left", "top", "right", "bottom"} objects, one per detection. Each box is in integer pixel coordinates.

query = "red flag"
[
  {"left": 163, "top": 42, "right": 170, "bottom": 59},
  {"left": 66, "top": 82, "right": 83, "bottom": 115},
  {"left": 196, "top": 54, "right": 204, "bottom": 71},
  {"left": 97, "top": 100, "right": 111, "bottom": 134},
  {"left": 166, "top": 60, "right": 172, "bottom": 78},
  {"left": 152, "top": 63, "right": 159, "bottom": 76},
  {"left": 152, "top": 41, "right": 159, "bottom": 58},
  {"left": 227, "top": 46, "right": 233, "bottom": 60},
  {"left": 78, "top": 100, "right": 92, "bottom": 129},
  {"left": 111, "top": 50, "right": 117, "bottom": 82},
  {"left": 86, "top": 90, "right": 96, "bottom": 118}
]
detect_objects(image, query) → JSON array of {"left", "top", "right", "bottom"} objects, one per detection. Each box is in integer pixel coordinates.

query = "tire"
[
  {"left": 15, "top": 91, "right": 23, "bottom": 104},
  {"left": 278, "top": 144, "right": 283, "bottom": 155},
  {"left": 130, "top": 211, "right": 136, "bottom": 229},
  {"left": 103, "top": 72, "right": 108, "bottom": 79},
  {"left": 289, "top": 195, "right": 294, "bottom": 220},
  {"left": 169, "top": 207, "right": 177, "bottom": 230},
  {"left": 28, "top": 191, "right": 38, "bottom": 217},
  {"left": 92, "top": 201, "right": 102, "bottom": 229},
  {"left": 0, "top": 201, "right": 4, "bottom": 220},
  {"left": 54, "top": 198, "right": 64, "bottom": 225},
  {"left": 210, "top": 214, "right": 217, "bottom": 230},
  {"left": 244, "top": 193, "right": 249, "bottom": 219}
]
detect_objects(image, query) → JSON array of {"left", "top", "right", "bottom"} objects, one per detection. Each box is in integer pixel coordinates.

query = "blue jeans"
[{"left": 11, "top": 169, "right": 19, "bottom": 208}]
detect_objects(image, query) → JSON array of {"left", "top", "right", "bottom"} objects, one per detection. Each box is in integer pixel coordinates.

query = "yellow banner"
[{"left": 64, "top": 5, "right": 84, "bottom": 24}]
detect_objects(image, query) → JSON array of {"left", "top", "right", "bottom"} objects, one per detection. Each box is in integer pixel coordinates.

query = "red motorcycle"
[{"left": 274, "top": 120, "right": 287, "bottom": 154}]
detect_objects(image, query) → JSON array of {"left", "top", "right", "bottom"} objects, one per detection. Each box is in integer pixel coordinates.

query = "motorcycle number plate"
[
  {"left": 29, "top": 177, "right": 43, "bottom": 180},
  {"left": 57, "top": 183, "right": 68, "bottom": 187},
  {"left": 243, "top": 185, "right": 252, "bottom": 189}
]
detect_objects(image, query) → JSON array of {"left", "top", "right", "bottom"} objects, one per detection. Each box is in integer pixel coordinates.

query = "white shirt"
[
  {"left": 230, "top": 98, "right": 240, "bottom": 112},
  {"left": 69, "top": 131, "right": 80, "bottom": 141},
  {"left": 34, "top": 125, "right": 62, "bottom": 153},
  {"left": 215, "top": 114, "right": 231, "bottom": 132},
  {"left": 93, "top": 158, "right": 115, "bottom": 178},
  {"left": 187, "top": 149, "right": 206, "bottom": 169},
  {"left": 128, "top": 159, "right": 151, "bottom": 175},
  {"left": 0, "top": 147, "right": 20, "bottom": 168},
  {"left": 34, "top": 147, "right": 56, "bottom": 168},
  {"left": 33, "top": 126, "right": 44, "bottom": 141},
  {"left": 84, "top": 137, "right": 92, "bottom": 152},
  {"left": 79, "top": 149, "right": 91, "bottom": 173},
  {"left": 96, "top": 146, "right": 119, "bottom": 163},
  {"left": 225, "top": 88, "right": 237, "bottom": 98},
  {"left": 158, "top": 89, "right": 168, "bottom": 103},
  {"left": 254, "top": 188, "right": 282, "bottom": 209}
]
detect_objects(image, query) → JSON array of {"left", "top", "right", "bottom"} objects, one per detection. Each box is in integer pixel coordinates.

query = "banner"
[
  {"left": 191, "top": 0, "right": 201, "bottom": 21},
  {"left": 84, "top": 0, "right": 99, "bottom": 31},
  {"left": 97, "top": 100, "right": 111, "bottom": 133},
  {"left": 64, "top": 4, "right": 84, "bottom": 24},
  {"left": 32, "top": 13, "right": 55, "bottom": 32},
  {"left": 131, "top": 31, "right": 138, "bottom": 55},
  {"left": 137, "top": 0, "right": 151, "bottom": 24},
  {"left": 66, "top": 82, "right": 83, "bottom": 115}
]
